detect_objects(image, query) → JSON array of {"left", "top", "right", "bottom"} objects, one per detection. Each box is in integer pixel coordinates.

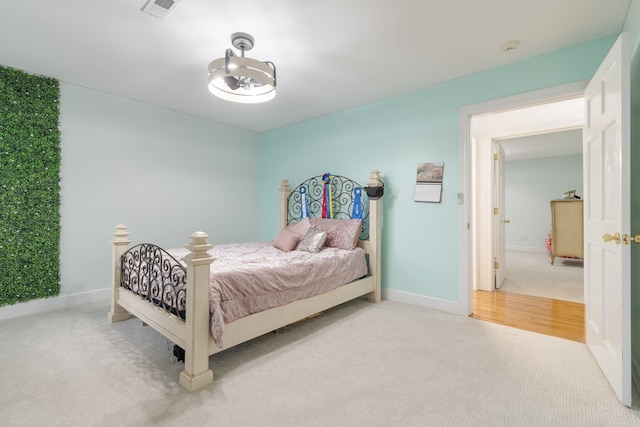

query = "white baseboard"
[
  {"left": 0, "top": 288, "right": 110, "bottom": 321},
  {"left": 382, "top": 288, "right": 463, "bottom": 315},
  {"left": 2, "top": 287, "right": 465, "bottom": 322},
  {"left": 506, "top": 245, "right": 547, "bottom": 253}
]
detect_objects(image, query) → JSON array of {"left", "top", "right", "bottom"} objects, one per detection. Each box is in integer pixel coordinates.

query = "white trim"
[
  {"left": 459, "top": 81, "right": 588, "bottom": 118},
  {"left": 458, "top": 81, "right": 589, "bottom": 315},
  {"left": 383, "top": 289, "right": 465, "bottom": 315},
  {"left": 506, "top": 245, "right": 547, "bottom": 253},
  {"left": 0, "top": 288, "right": 110, "bottom": 321},
  {"left": 458, "top": 112, "right": 472, "bottom": 316}
]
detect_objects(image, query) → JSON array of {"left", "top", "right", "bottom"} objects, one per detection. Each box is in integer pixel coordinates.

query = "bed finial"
[
  {"left": 279, "top": 179, "right": 291, "bottom": 230},
  {"left": 279, "top": 179, "right": 290, "bottom": 193},
  {"left": 184, "top": 231, "right": 214, "bottom": 261},
  {"left": 112, "top": 224, "right": 130, "bottom": 241},
  {"left": 368, "top": 169, "right": 382, "bottom": 187},
  {"left": 365, "top": 170, "right": 384, "bottom": 200}
]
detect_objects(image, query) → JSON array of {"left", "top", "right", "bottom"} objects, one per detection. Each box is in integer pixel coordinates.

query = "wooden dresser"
[{"left": 550, "top": 199, "right": 584, "bottom": 265}]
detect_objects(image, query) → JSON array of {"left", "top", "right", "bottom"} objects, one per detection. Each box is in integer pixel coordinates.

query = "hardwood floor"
[{"left": 471, "top": 290, "right": 585, "bottom": 343}]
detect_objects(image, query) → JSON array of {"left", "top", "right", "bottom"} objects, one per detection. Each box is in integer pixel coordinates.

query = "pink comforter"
[{"left": 169, "top": 242, "right": 368, "bottom": 347}]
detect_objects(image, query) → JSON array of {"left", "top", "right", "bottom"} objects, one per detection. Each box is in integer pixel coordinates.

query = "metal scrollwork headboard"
[{"left": 287, "top": 174, "right": 370, "bottom": 240}]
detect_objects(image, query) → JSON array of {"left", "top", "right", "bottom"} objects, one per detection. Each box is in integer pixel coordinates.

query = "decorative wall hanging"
[
  {"left": 0, "top": 66, "right": 61, "bottom": 306},
  {"left": 299, "top": 186, "right": 309, "bottom": 219},
  {"left": 414, "top": 162, "right": 444, "bottom": 203}
]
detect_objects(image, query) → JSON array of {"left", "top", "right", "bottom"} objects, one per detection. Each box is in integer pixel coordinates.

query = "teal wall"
[
  {"left": 58, "top": 84, "right": 261, "bottom": 297},
  {"left": 505, "top": 155, "right": 583, "bottom": 252},
  {"left": 0, "top": 1, "right": 636, "bottom": 337},
  {"left": 259, "top": 37, "right": 615, "bottom": 303},
  {"left": 0, "top": 80, "right": 261, "bottom": 318}
]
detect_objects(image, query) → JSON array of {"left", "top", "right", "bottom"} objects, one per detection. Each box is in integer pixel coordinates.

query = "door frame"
[
  {"left": 458, "top": 81, "right": 588, "bottom": 315},
  {"left": 493, "top": 140, "right": 506, "bottom": 290}
]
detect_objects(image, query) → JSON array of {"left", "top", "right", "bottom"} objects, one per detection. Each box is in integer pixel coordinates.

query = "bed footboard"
[{"left": 108, "top": 226, "right": 215, "bottom": 391}]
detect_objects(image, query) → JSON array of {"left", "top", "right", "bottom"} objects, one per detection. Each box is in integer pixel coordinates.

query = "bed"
[{"left": 108, "top": 170, "right": 383, "bottom": 391}]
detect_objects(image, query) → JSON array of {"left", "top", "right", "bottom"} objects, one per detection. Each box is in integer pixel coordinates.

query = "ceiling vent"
[{"left": 141, "top": 0, "right": 180, "bottom": 20}]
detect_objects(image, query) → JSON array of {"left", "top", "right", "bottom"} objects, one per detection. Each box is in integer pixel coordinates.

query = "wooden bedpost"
[
  {"left": 108, "top": 224, "right": 132, "bottom": 323},
  {"left": 367, "top": 170, "right": 383, "bottom": 303},
  {"left": 279, "top": 179, "right": 291, "bottom": 229},
  {"left": 179, "top": 231, "right": 215, "bottom": 392}
]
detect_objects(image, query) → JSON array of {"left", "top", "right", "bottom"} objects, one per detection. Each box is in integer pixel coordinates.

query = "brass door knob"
[
  {"left": 602, "top": 232, "right": 621, "bottom": 244},
  {"left": 503, "top": 219, "right": 510, "bottom": 224}
]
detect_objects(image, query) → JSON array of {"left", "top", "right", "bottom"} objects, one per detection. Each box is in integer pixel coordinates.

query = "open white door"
[
  {"left": 583, "top": 33, "right": 631, "bottom": 406},
  {"left": 493, "top": 141, "right": 506, "bottom": 289}
]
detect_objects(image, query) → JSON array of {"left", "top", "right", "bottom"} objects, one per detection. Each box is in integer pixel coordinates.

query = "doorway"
[
  {"left": 466, "top": 92, "right": 586, "bottom": 292},
  {"left": 457, "top": 80, "right": 588, "bottom": 315},
  {"left": 459, "top": 34, "right": 632, "bottom": 406},
  {"left": 466, "top": 93, "right": 587, "bottom": 343},
  {"left": 496, "top": 129, "right": 585, "bottom": 304}
]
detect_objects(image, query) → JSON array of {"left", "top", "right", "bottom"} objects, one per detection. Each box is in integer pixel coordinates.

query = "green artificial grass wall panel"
[{"left": 0, "top": 66, "right": 61, "bottom": 306}]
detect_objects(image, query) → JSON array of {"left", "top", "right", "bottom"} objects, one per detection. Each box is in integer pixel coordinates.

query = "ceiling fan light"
[{"left": 207, "top": 33, "right": 276, "bottom": 104}]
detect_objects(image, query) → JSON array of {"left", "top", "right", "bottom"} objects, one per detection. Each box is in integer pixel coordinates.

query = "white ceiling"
[
  {"left": 0, "top": 0, "right": 630, "bottom": 133},
  {"left": 500, "top": 129, "right": 584, "bottom": 161}
]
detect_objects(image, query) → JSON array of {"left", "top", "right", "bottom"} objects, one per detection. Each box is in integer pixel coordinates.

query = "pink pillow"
[
  {"left": 288, "top": 218, "right": 311, "bottom": 238},
  {"left": 272, "top": 228, "right": 300, "bottom": 252},
  {"left": 309, "top": 218, "right": 362, "bottom": 250}
]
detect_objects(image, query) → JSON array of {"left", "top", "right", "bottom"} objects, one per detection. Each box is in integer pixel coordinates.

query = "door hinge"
[
  {"left": 494, "top": 261, "right": 499, "bottom": 269},
  {"left": 494, "top": 153, "right": 499, "bottom": 161},
  {"left": 493, "top": 207, "right": 499, "bottom": 215}
]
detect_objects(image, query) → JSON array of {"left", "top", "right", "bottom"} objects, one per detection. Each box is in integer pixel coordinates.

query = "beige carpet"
[
  {"left": 498, "top": 250, "right": 584, "bottom": 303},
  {"left": 1, "top": 298, "right": 638, "bottom": 426}
]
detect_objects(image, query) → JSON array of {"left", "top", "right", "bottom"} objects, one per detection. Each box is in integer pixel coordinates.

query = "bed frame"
[{"left": 108, "top": 170, "right": 383, "bottom": 391}]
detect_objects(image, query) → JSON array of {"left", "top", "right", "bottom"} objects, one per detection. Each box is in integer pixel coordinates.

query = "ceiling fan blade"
[{"left": 223, "top": 76, "right": 240, "bottom": 90}]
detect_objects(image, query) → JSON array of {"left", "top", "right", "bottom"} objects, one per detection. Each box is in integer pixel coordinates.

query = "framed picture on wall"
[{"left": 414, "top": 162, "right": 444, "bottom": 203}]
